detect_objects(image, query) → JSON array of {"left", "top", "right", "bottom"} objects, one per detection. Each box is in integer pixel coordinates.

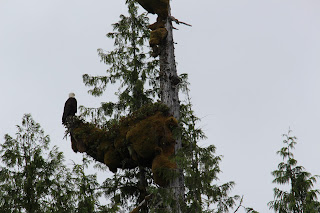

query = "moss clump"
[
  {"left": 148, "top": 14, "right": 168, "bottom": 57},
  {"left": 127, "top": 112, "right": 163, "bottom": 159},
  {"left": 149, "top": 28, "right": 168, "bottom": 47},
  {"left": 104, "top": 146, "right": 122, "bottom": 173},
  {"left": 68, "top": 102, "right": 178, "bottom": 181},
  {"left": 152, "top": 153, "right": 177, "bottom": 187},
  {"left": 71, "top": 122, "right": 109, "bottom": 163},
  {"left": 120, "top": 102, "right": 171, "bottom": 125},
  {"left": 149, "top": 18, "right": 165, "bottom": 31},
  {"left": 125, "top": 111, "right": 177, "bottom": 169}
]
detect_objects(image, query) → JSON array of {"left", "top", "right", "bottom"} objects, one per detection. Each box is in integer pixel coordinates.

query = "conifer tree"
[
  {"left": 179, "top": 76, "right": 240, "bottom": 212},
  {"left": 82, "top": 0, "right": 158, "bottom": 119},
  {"left": 79, "top": 1, "right": 242, "bottom": 212},
  {"left": 0, "top": 114, "right": 73, "bottom": 212},
  {"left": 72, "top": 157, "right": 103, "bottom": 213},
  {"left": 81, "top": 1, "right": 157, "bottom": 212},
  {"left": 268, "top": 131, "right": 320, "bottom": 212},
  {"left": 0, "top": 114, "right": 105, "bottom": 213}
]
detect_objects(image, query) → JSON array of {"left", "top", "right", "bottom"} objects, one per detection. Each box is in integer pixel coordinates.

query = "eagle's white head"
[{"left": 69, "top": 92, "right": 75, "bottom": 98}]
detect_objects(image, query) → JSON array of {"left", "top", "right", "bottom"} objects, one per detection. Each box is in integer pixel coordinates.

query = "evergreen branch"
[
  {"left": 130, "top": 193, "right": 153, "bottom": 213},
  {"left": 233, "top": 196, "right": 243, "bottom": 213}
]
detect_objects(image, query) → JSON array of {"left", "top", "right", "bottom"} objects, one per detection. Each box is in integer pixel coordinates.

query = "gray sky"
[{"left": 1, "top": 0, "right": 320, "bottom": 212}]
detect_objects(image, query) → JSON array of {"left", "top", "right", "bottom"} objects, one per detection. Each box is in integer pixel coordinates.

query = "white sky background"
[{"left": 1, "top": 0, "right": 320, "bottom": 212}]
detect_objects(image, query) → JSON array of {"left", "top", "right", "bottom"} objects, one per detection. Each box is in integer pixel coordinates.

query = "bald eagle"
[{"left": 62, "top": 93, "right": 77, "bottom": 125}]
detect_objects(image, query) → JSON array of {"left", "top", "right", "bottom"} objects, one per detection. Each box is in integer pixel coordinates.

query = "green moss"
[
  {"left": 104, "top": 147, "right": 122, "bottom": 173},
  {"left": 149, "top": 19, "right": 165, "bottom": 31},
  {"left": 68, "top": 102, "right": 178, "bottom": 180},
  {"left": 71, "top": 121, "right": 111, "bottom": 163},
  {"left": 152, "top": 153, "right": 177, "bottom": 187},
  {"left": 127, "top": 112, "right": 164, "bottom": 159},
  {"left": 149, "top": 28, "right": 168, "bottom": 47}
]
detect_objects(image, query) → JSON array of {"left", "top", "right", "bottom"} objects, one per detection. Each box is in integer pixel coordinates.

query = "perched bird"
[{"left": 62, "top": 92, "right": 77, "bottom": 125}]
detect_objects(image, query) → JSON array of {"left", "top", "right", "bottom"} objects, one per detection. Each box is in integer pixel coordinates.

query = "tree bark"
[{"left": 159, "top": 5, "right": 185, "bottom": 212}]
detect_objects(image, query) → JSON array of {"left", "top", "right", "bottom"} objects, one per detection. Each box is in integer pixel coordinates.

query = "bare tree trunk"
[
  {"left": 138, "top": 166, "right": 148, "bottom": 213},
  {"left": 159, "top": 5, "right": 185, "bottom": 212}
]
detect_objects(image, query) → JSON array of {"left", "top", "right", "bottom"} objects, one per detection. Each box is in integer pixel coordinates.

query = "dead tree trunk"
[{"left": 159, "top": 5, "right": 185, "bottom": 212}]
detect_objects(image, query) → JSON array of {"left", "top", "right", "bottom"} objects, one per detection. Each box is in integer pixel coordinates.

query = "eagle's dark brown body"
[{"left": 62, "top": 97, "right": 77, "bottom": 125}]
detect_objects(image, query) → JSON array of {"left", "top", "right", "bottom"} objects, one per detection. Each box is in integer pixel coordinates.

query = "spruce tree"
[{"left": 268, "top": 131, "right": 320, "bottom": 212}]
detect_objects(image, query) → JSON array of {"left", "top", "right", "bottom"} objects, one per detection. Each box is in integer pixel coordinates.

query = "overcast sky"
[{"left": 1, "top": 0, "right": 320, "bottom": 212}]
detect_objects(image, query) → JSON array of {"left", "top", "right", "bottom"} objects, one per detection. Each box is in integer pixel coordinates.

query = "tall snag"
[
  {"left": 159, "top": 9, "right": 185, "bottom": 212},
  {"left": 135, "top": 0, "right": 185, "bottom": 211}
]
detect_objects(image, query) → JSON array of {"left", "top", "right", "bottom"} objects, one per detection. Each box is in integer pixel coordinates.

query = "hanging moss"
[
  {"left": 149, "top": 28, "right": 168, "bottom": 47},
  {"left": 104, "top": 146, "right": 122, "bottom": 173},
  {"left": 148, "top": 14, "right": 167, "bottom": 57},
  {"left": 152, "top": 153, "right": 177, "bottom": 187},
  {"left": 149, "top": 18, "right": 165, "bottom": 31}
]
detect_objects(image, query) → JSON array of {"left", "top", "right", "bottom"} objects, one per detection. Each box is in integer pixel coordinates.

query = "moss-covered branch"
[{"left": 66, "top": 103, "right": 178, "bottom": 187}]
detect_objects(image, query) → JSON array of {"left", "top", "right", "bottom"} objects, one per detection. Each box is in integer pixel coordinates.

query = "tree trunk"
[
  {"left": 159, "top": 5, "right": 185, "bottom": 212},
  {"left": 138, "top": 166, "right": 148, "bottom": 213}
]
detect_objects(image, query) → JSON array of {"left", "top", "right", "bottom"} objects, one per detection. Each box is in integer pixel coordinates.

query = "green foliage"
[
  {"left": 80, "top": 1, "right": 159, "bottom": 212},
  {"left": 268, "top": 130, "right": 320, "bottom": 212},
  {"left": 179, "top": 80, "right": 240, "bottom": 213},
  {"left": 72, "top": 157, "right": 102, "bottom": 213},
  {"left": 45, "top": 147, "right": 76, "bottom": 213},
  {"left": 100, "top": 167, "right": 154, "bottom": 211},
  {"left": 82, "top": 0, "right": 158, "bottom": 122},
  {"left": 78, "top": 1, "right": 243, "bottom": 212},
  {"left": 0, "top": 114, "right": 104, "bottom": 213},
  {"left": 245, "top": 208, "right": 260, "bottom": 213},
  {"left": 0, "top": 114, "right": 68, "bottom": 213}
]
